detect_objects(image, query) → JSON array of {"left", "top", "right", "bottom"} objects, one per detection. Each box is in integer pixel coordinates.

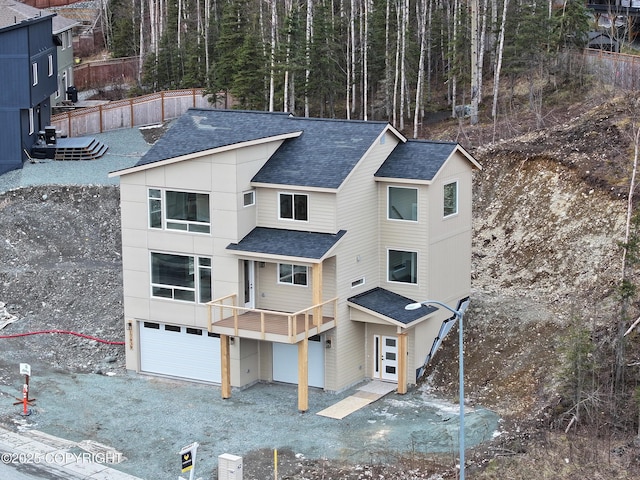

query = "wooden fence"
[
  {"left": 73, "top": 57, "right": 139, "bottom": 90},
  {"left": 584, "top": 48, "right": 640, "bottom": 90},
  {"left": 50, "top": 89, "right": 215, "bottom": 137}
]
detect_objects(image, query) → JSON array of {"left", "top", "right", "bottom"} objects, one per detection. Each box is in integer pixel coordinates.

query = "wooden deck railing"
[{"left": 207, "top": 294, "right": 338, "bottom": 343}]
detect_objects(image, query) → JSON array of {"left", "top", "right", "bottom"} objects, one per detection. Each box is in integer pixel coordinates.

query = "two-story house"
[
  {"left": 0, "top": 0, "right": 77, "bottom": 174},
  {"left": 0, "top": 0, "right": 57, "bottom": 174},
  {"left": 109, "top": 109, "right": 480, "bottom": 411}
]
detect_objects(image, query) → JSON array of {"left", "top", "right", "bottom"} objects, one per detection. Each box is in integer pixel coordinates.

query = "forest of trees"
[{"left": 102, "top": 0, "right": 591, "bottom": 134}]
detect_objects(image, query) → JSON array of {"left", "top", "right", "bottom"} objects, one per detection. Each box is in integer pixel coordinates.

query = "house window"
[
  {"left": 148, "top": 188, "right": 210, "bottom": 233},
  {"left": 279, "top": 193, "right": 308, "bottom": 221},
  {"left": 28, "top": 108, "right": 34, "bottom": 135},
  {"left": 150, "top": 253, "right": 212, "bottom": 303},
  {"left": 32, "top": 63, "right": 38, "bottom": 86},
  {"left": 48, "top": 54, "right": 53, "bottom": 77},
  {"left": 388, "top": 249, "right": 417, "bottom": 284},
  {"left": 388, "top": 186, "right": 417, "bottom": 221},
  {"left": 443, "top": 181, "right": 458, "bottom": 217},
  {"left": 67, "top": 30, "right": 72, "bottom": 48},
  {"left": 243, "top": 190, "right": 255, "bottom": 207},
  {"left": 278, "top": 263, "right": 308, "bottom": 286}
]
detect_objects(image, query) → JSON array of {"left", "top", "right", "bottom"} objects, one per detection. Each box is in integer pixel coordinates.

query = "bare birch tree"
[
  {"left": 492, "top": 0, "right": 509, "bottom": 130},
  {"left": 413, "top": 0, "right": 429, "bottom": 138}
]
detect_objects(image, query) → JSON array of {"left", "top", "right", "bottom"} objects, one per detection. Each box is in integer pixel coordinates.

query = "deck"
[{"left": 208, "top": 297, "right": 338, "bottom": 344}]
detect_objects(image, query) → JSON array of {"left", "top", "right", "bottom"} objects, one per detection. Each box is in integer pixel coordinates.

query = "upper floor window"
[
  {"left": 279, "top": 192, "right": 308, "bottom": 221},
  {"left": 48, "top": 54, "right": 53, "bottom": 77},
  {"left": 67, "top": 30, "right": 72, "bottom": 48},
  {"left": 278, "top": 263, "right": 308, "bottom": 286},
  {"left": 388, "top": 186, "right": 417, "bottom": 221},
  {"left": 32, "top": 63, "right": 38, "bottom": 86},
  {"left": 243, "top": 190, "right": 255, "bottom": 207},
  {"left": 148, "top": 188, "right": 210, "bottom": 234},
  {"left": 443, "top": 181, "right": 458, "bottom": 217},
  {"left": 28, "top": 108, "right": 34, "bottom": 135},
  {"left": 388, "top": 249, "right": 417, "bottom": 284},
  {"left": 150, "top": 253, "right": 212, "bottom": 303}
]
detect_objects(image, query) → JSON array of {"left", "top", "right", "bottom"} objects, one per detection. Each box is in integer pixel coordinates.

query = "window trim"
[
  {"left": 387, "top": 185, "right": 418, "bottom": 222},
  {"left": 48, "top": 54, "right": 53, "bottom": 77},
  {"left": 28, "top": 108, "right": 34, "bottom": 135},
  {"left": 443, "top": 180, "right": 459, "bottom": 218},
  {"left": 278, "top": 263, "right": 309, "bottom": 287},
  {"left": 148, "top": 187, "right": 211, "bottom": 234},
  {"left": 278, "top": 192, "right": 309, "bottom": 222},
  {"left": 243, "top": 190, "right": 255, "bottom": 207},
  {"left": 150, "top": 252, "right": 213, "bottom": 303},
  {"left": 32, "top": 62, "right": 38, "bottom": 86},
  {"left": 387, "top": 249, "right": 418, "bottom": 285}
]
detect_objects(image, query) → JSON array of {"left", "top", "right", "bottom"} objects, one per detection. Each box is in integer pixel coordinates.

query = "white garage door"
[
  {"left": 273, "top": 336, "right": 324, "bottom": 388},
  {"left": 139, "top": 322, "right": 221, "bottom": 383}
]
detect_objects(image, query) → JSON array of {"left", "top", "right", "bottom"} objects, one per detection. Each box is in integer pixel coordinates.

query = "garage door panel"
[
  {"left": 273, "top": 338, "right": 324, "bottom": 388},
  {"left": 139, "top": 322, "right": 221, "bottom": 383}
]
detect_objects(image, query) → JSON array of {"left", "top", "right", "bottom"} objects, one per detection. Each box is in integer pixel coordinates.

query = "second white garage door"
[
  {"left": 139, "top": 322, "right": 221, "bottom": 383},
  {"left": 272, "top": 336, "right": 324, "bottom": 388}
]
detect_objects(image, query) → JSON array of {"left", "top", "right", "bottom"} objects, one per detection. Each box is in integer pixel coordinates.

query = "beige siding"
[
  {"left": 119, "top": 141, "right": 284, "bottom": 377},
  {"left": 232, "top": 338, "right": 260, "bottom": 386},
  {"left": 259, "top": 341, "right": 273, "bottom": 381},
  {"left": 327, "top": 131, "right": 401, "bottom": 390},
  {"left": 256, "top": 189, "right": 337, "bottom": 233}
]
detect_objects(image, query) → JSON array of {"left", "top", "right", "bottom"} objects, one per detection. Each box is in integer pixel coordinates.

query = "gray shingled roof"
[
  {"left": 136, "top": 109, "right": 392, "bottom": 189},
  {"left": 252, "top": 116, "right": 390, "bottom": 189},
  {"left": 0, "top": 0, "right": 77, "bottom": 33},
  {"left": 347, "top": 287, "right": 437, "bottom": 326},
  {"left": 226, "top": 227, "right": 347, "bottom": 260},
  {"left": 137, "top": 109, "right": 298, "bottom": 166},
  {"left": 374, "top": 139, "right": 458, "bottom": 181}
]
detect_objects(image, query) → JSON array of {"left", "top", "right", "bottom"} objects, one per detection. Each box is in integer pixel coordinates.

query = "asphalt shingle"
[
  {"left": 347, "top": 287, "right": 437, "bottom": 325},
  {"left": 375, "top": 140, "right": 458, "bottom": 181},
  {"left": 226, "top": 227, "right": 347, "bottom": 260}
]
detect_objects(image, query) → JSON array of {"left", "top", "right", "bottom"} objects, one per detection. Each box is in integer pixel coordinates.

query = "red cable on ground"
[{"left": 0, "top": 329, "right": 125, "bottom": 345}]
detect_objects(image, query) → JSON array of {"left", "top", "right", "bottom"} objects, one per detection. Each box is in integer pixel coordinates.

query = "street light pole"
[{"left": 405, "top": 298, "right": 469, "bottom": 480}]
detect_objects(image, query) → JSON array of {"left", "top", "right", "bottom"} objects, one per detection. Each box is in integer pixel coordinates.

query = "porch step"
[{"left": 53, "top": 137, "right": 108, "bottom": 161}]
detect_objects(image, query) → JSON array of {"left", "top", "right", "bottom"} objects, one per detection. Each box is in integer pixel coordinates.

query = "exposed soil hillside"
[{"left": 1, "top": 89, "right": 640, "bottom": 478}]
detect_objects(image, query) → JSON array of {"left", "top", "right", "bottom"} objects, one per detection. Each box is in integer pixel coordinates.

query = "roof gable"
[
  {"left": 374, "top": 139, "right": 480, "bottom": 182},
  {"left": 251, "top": 117, "right": 393, "bottom": 189},
  {"left": 347, "top": 287, "right": 437, "bottom": 327},
  {"left": 132, "top": 109, "right": 402, "bottom": 189}
]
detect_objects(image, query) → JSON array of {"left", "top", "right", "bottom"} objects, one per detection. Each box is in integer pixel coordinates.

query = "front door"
[
  {"left": 243, "top": 260, "right": 255, "bottom": 308},
  {"left": 373, "top": 335, "right": 398, "bottom": 382}
]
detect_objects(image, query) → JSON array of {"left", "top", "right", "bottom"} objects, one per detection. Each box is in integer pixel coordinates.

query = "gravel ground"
[
  {"left": 0, "top": 371, "right": 499, "bottom": 480},
  {"left": 0, "top": 127, "right": 151, "bottom": 194}
]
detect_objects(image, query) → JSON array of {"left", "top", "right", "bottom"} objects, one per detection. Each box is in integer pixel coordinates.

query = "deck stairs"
[{"left": 53, "top": 137, "right": 108, "bottom": 160}]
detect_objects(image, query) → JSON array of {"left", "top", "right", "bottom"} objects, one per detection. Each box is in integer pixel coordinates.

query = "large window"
[
  {"left": 148, "top": 188, "right": 210, "bottom": 233},
  {"left": 388, "top": 186, "right": 417, "bottom": 221},
  {"left": 150, "top": 253, "right": 212, "bottom": 303},
  {"left": 279, "top": 193, "right": 308, "bottom": 221},
  {"left": 278, "top": 263, "right": 308, "bottom": 286},
  {"left": 443, "top": 181, "right": 458, "bottom": 217},
  {"left": 388, "top": 249, "right": 417, "bottom": 284}
]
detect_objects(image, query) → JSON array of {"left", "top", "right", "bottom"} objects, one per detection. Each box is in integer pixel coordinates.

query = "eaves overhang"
[
  {"left": 108, "top": 131, "right": 303, "bottom": 178},
  {"left": 347, "top": 287, "right": 438, "bottom": 329},
  {"left": 226, "top": 227, "right": 347, "bottom": 263}
]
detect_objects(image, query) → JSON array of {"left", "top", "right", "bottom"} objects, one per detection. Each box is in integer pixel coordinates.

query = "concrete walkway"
[
  {"left": 0, "top": 426, "right": 142, "bottom": 479},
  {"left": 317, "top": 380, "right": 397, "bottom": 419}
]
